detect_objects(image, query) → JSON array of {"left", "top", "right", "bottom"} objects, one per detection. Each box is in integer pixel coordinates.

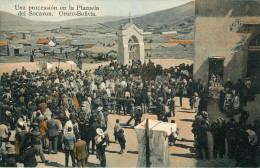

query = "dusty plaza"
[{"left": 1, "top": 0, "right": 260, "bottom": 167}]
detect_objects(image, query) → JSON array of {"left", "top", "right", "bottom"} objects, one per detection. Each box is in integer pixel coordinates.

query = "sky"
[{"left": 0, "top": 0, "right": 193, "bottom": 21}]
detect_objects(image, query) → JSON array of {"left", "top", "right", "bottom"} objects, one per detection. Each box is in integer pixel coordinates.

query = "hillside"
[
  {"left": 0, "top": 1, "right": 194, "bottom": 32},
  {"left": 104, "top": 1, "right": 195, "bottom": 31},
  {"left": 0, "top": 11, "right": 125, "bottom": 31}
]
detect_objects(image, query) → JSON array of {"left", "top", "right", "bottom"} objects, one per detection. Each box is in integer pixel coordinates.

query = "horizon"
[{"left": 0, "top": 0, "right": 193, "bottom": 22}]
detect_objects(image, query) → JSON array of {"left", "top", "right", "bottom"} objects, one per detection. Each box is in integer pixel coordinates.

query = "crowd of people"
[
  {"left": 0, "top": 59, "right": 198, "bottom": 167},
  {"left": 220, "top": 78, "right": 256, "bottom": 115},
  {"left": 0, "top": 58, "right": 259, "bottom": 167},
  {"left": 191, "top": 78, "right": 259, "bottom": 167}
]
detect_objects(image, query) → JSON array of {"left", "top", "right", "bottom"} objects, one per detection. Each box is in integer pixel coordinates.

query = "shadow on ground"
[
  {"left": 177, "top": 138, "right": 195, "bottom": 143},
  {"left": 170, "top": 153, "right": 196, "bottom": 159},
  {"left": 174, "top": 143, "right": 193, "bottom": 149},
  {"left": 86, "top": 162, "right": 100, "bottom": 167},
  {"left": 45, "top": 161, "right": 64, "bottom": 167},
  {"left": 127, "top": 151, "right": 138, "bottom": 154},
  {"left": 178, "top": 110, "right": 196, "bottom": 113},
  {"left": 179, "top": 119, "right": 195, "bottom": 122}
]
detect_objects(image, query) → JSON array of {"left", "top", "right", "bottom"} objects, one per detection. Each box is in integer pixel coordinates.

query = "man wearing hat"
[
  {"left": 97, "top": 107, "right": 106, "bottom": 128},
  {"left": 196, "top": 117, "right": 210, "bottom": 160},
  {"left": 30, "top": 122, "right": 47, "bottom": 163},
  {"left": 126, "top": 102, "right": 135, "bottom": 126},
  {"left": 95, "top": 128, "right": 108, "bottom": 167},
  {"left": 63, "top": 127, "right": 76, "bottom": 167},
  {"left": 210, "top": 118, "right": 226, "bottom": 159},
  {"left": 193, "top": 92, "right": 200, "bottom": 113},
  {"left": 47, "top": 115, "right": 59, "bottom": 154},
  {"left": 102, "top": 90, "right": 109, "bottom": 114}
]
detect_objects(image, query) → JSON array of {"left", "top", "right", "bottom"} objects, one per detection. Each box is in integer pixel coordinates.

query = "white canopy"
[{"left": 135, "top": 119, "right": 178, "bottom": 167}]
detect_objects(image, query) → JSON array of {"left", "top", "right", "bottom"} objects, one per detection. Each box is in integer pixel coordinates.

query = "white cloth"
[
  {"left": 99, "top": 82, "right": 106, "bottom": 90},
  {"left": 0, "top": 124, "right": 8, "bottom": 138}
]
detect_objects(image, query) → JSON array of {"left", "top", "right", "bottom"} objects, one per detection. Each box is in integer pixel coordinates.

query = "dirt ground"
[{"left": 0, "top": 59, "right": 193, "bottom": 74}]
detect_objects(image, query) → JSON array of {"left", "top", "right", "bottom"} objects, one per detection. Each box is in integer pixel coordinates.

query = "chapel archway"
[{"left": 117, "top": 17, "right": 144, "bottom": 65}]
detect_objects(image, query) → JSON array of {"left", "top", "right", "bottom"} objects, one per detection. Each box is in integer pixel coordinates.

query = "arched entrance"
[
  {"left": 117, "top": 19, "right": 144, "bottom": 65},
  {"left": 247, "top": 34, "right": 260, "bottom": 93},
  {"left": 128, "top": 35, "right": 140, "bottom": 63}
]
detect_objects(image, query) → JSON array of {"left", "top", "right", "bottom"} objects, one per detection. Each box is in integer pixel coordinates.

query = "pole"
[{"left": 145, "top": 118, "right": 150, "bottom": 167}]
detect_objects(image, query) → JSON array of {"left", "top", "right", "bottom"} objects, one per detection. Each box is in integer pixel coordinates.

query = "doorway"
[
  {"left": 14, "top": 49, "right": 19, "bottom": 55},
  {"left": 247, "top": 51, "right": 260, "bottom": 93},
  {"left": 248, "top": 34, "right": 260, "bottom": 93},
  {"left": 208, "top": 57, "right": 224, "bottom": 85}
]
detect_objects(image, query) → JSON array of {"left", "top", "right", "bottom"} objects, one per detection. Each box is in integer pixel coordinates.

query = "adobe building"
[
  {"left": 193, "top": 0, "right": 260, "bottom": 93},
  {"left": 117, "top": 17, "right": 145, "bottom": 65}
]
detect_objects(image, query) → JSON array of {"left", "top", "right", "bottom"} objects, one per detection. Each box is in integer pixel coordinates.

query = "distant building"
[
  {"left": 143, "top": 32, "right": 153, "bottom": 35},
  {"left": 36, "top": 39, "right": 56, "bottom": 47},
  {"left": 84, "top": 44, "right": 95, "bottom": 48},
  {"left": 0, "top": 42, "right": 9, "bottom": 56},
  {"left": 16, "top": 31, "right": 31, "bottom": 39},
  {"left": 162, "top": 31, "right": 178, "bottom": 34},
  {"left": 10, "top": 44, "right": 23, "bottom": 56}
]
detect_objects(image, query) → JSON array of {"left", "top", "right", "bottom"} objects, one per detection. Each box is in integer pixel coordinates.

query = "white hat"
[
  {"left": 97, "top": 107, "right": 103, "bottom": 112},
  {"left": 96, "top": 128, "right": 104, "bottom": 136},
  {"left": 18, "top": 120, "right": 24, "bottom": 127}
]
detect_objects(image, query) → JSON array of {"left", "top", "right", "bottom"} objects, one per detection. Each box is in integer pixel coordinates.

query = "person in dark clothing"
[
  {"left": 30, "top": 123, "right": 47, "bottom": 163},
  {"left": 47, "top": 116, "right": 60, "bottom": 154},
  {"left": 226, "top": 118, "right": 239, "bottom": 160},
  {"left": 118, "top": 129, "right": 126, "bottom": 154},
  {"left": 65, "top": 51, "right": 68, "bottom": 60},
  {"left": 30, "top": 55, "right": 34, "bottom": 62},
  {"left": 134, "top": 106, "right": 142, "bottom": 126},
  {"left": 168, "top": 96, "right": 175, "bottom": 117},
  {"left": 63, "top": 127, "right": 76, "bottom": 167},
  {"left": 178, "top": 85, "right": 183, "bottom": 107},
  {"left": 239, "top": 110, "right": 249, "bottom": 128},
  {"left": 95, "top": 128, "right": 108, "bottom": 167},
  {"left": 197, "top": 120, "right": 210, "bottom": 160},
  {"left": 18, "top": 146, "right": 38, "bottom": 167},
  {"left": 102, "top": 91, "right": 110, "bottom": 119},
  {"left": 210, "top": 118, "right": 226, "bottom": 159}
]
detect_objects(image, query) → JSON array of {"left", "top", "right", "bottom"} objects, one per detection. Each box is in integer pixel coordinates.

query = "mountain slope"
[
  {"left": 0, "top": 11, "right": 125, "bottom": 31},
  {"left": 105, "top": 1, "right": 195, "bottom": 29},
  {"left": 0, "top": 1, "right": 195, "bottom": 31}
]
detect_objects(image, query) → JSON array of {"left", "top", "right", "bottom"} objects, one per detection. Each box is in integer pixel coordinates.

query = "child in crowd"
[{"left": 118, "top": 129, "right": 126, "bottom": 154}]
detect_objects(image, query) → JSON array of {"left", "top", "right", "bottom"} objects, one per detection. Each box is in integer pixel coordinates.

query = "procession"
[
  {"left": 1, "top": 0, "right": 260, "bottom": 167},
  {"left": 0, "top": 56, "right": 259, "bottom": 167}
]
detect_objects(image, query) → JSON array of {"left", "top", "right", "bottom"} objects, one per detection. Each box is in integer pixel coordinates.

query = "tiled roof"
[
  {"left": 71, "top": 32, "right": 79, "bottom": 35},
  {"left": 0, "top": 42, "right": 8, "bottom": 46},
  {"left": 169, "top": 40, "right": 194, "bottom": 44},
  {"left": 36, "top": 39, "right": 51, "bottom": 44},
  {"left": 84, "top": 44, "right": 95, "bottom": 48}
]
